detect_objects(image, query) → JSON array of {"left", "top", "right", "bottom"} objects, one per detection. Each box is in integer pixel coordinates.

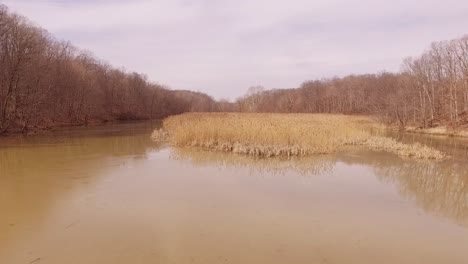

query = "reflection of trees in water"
[
  {"left": 171, "top": 147, "right": 335, "bottom": 177},
  {"left": 0, "top": 122, "right": 163, "bottom": 248},
  {"left": 385, "top": 131, "right": 468, "bottom": 161},
  {"left": 0, "top": 133, "right": 163, "bottom": 177},
  {"left": 0, "top": 121, "right": 163, "bottom": 175},
  {"left": 0, "top": 127, "right": 164, "bottom": 213},
  {"left": 175, "top": 146, "right": 468, "bottom": 226},
  {"left": 340, "top": 151, "right": 468, "bottom": 226},
  {"left": 375, "top": 160, "right": 468, "bottom": 226}
]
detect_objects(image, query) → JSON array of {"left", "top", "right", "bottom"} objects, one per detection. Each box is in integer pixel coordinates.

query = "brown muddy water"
[{"left": 1, "top": 122, "right": 468, "bottom": 264}]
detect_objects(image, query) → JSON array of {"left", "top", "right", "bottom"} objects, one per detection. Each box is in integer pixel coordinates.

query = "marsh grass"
[
  {"left": 151, "top": 128, "right": 169, "bottom": 142},
  {"left": 153, "top": 113, "right": 446, "bottom": 160},
  {"left": 365, "top": 137, "right": 445, "bottom": 160}
]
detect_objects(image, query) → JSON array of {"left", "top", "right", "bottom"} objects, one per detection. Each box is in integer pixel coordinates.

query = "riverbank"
[
  {"left": 401, "top": 126, "right": 468, "bottom": 138},
  {"left": 0, "top": 119, "right": 160, "bottom": 138}
]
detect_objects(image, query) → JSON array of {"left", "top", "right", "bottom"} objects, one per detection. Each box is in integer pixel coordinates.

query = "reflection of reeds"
[
  {"left": 154, "top": 113, "right": 446, "bottom": 160},
  {"left": 171, "top": 147, "right": 335, "bottom": 176}
]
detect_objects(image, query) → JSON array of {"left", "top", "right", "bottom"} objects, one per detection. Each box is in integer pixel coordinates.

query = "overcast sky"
[{"left": 4, "top": 0, "right": 468, "bottom": 99}]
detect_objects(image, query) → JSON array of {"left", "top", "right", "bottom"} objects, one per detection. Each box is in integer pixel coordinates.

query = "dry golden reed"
[
  {"left": 152, "top": 113, "right": 446, "bottom": 160},
  {"left": 364, "top": 137, "right": 445, "bottom": 160}
]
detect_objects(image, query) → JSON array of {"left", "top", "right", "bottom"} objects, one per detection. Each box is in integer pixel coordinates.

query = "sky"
[{"left": 4, "top": 0, "right": 468, "bottom": 99}]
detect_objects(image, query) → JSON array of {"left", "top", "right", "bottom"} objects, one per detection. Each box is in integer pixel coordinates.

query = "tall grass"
[{"left": 153, "top": 113, "right": 446, "bottom": 160}]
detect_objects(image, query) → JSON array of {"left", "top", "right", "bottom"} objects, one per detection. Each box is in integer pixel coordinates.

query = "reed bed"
[
  {"left": 364, "top": 137, "right": 445, "bottom": 160},
  {"left": 152, "top": 113, "right": 446, "bottom": 160}
]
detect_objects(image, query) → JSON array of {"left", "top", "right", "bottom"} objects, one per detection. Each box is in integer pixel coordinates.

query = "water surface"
[{"left": 1, "top": 122, "right": 468, "bottom": 264}]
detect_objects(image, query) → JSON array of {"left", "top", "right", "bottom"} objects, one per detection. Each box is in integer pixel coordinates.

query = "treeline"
[
  {"left": 0, "top": 5, "right": 217, "bottom": 134},
  {"left": 236, "top": 36, "right": 468, "bottom": 129},
  {"left": 2, "top": 4, "right": 468, "bottom": 134}
]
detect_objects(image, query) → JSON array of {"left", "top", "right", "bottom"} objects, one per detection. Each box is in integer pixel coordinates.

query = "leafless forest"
[
  {"left": 0, "top": 5, "right": 218, "bottom": 134},
  {"left": 236, "top": 37, "right": 468, "bottom": 129},
  {"left": 1, "top": 4, "right": 468, "bottom": 135}
]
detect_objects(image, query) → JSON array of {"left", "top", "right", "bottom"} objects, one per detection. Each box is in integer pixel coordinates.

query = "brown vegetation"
[
  {"left": 0, "top": 5, "right": 217, "bottom": 135},
  {"left": 153, "top": 113, "right": 446, "bottom": 159},
  {"left": 232, "top": 36, "right": 468, "bottom": 132},
  {"left": 365, "top": 137, "right": 445, "bottom": 160},
  {"left": 2, "top": 4, "right": 468, "bottom": 136}
]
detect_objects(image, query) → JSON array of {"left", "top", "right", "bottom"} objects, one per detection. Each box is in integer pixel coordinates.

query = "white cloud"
[{"left": 4, "top": 0, "right": 468, "bottom": 99}]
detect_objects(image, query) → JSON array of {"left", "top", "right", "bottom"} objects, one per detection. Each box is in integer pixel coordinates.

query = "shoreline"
[
  {"left": 0, "top": 119, "right": 160, "bottom": 138},
  {"left": 397, "top": 126, "right": 468, "bottom": 138},
  {"left": 3, "top": 114, "right": 467, "bottom": 140},
  {"left": 359, "top": 116, "right": 468, "bottom": 138}
]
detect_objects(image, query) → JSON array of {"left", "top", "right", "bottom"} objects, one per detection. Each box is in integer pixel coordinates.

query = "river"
[{"left": 1, "top": 122, "right": 467, "bottom": 264}]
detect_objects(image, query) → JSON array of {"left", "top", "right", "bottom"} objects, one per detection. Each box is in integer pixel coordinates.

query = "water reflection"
[
  {"left": 0, "top": 122, "right": 163, "bottom": 248},
  {"left": 385, "top": 131, "right": 468, "bottom": 161},
  {"left": 1, "top": 124, "right": 468, "bottom": 264},
  {"left": 171, "top": 147, "right": 335, "bottom": 176},
  {"left": 376, "top": 160, "right": 468, "bottom": 226},
  {"left": 0, "top": 122, "right": 163, "bottom": 175},
  {"left": 175, "top": 147, "right": 468, "bottom": 227}
]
